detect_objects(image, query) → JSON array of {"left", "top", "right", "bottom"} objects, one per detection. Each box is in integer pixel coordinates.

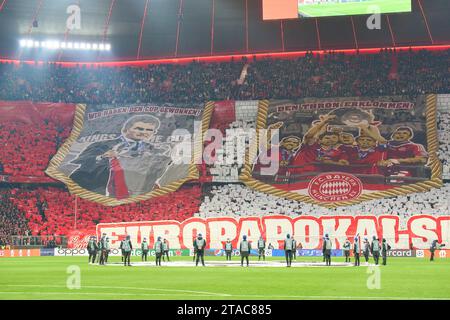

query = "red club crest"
[{"left": 308, "top": 172, "right": 362, "bottom": 202}]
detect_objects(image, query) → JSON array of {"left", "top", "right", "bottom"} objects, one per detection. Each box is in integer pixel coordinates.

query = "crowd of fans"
[
  {"left": 0, "top": 49, "right": 448, "bottom": 104},
  {"left": 0, "top": 61, "right": 243, "bottom": 104},
  {"left": 0, "top": 190, "right": 30, "bottom": 248},
  {"left": 240, "top": 49, "right": 448, "bottom": 99},
  {"left": 6, "top": 185, "right": 201, "bottom": 237},
  {"left": 0, "top": 120, "right": 70, "bottom": 177}
]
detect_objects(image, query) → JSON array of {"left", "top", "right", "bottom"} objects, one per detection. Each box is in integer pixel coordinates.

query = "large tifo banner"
[
  {"left": 47, "top": 103, "right": 212, "bottom": 205},
  {"left": 241, "top": 95, "right": 442, "bottom": 208},
  {"left": 96, "top": 215, "right": 450, "bottom": 250}
]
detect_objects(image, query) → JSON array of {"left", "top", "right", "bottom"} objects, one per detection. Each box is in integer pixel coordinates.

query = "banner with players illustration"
[
  {"left": 241, "top": 95, "right": 442, "bottom": 208},
  {"left": 46, "top": 103, "right": 213, "bottom": 205}
]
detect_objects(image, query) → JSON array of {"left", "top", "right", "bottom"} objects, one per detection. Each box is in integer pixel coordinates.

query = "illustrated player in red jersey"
[
  {"left": 375, "top": 126, "right": 428, "bottom": 178},
  {"left": 289, "top": 114, "right": 349, "bottom": 175},
  {"left": 347, "top": 124, "right": 387, "bottom": 174},
  {"left": 334, "top": 130, "right": 356, "bottom": 154},
  {"left": 349, "top": 135, "right": 386, "bottom": 174},
  {"left": 380, "top": 126, "right": 428, "bottom": 167}
]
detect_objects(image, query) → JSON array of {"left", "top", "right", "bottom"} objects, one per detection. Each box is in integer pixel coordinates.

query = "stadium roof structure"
[{"left": 0, "top": 0, "right": 448, "bottom": 63}]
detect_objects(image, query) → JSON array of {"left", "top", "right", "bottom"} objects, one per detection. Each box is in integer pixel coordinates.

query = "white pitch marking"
[
  {"left": 4, "top": 284, "right": 230, "bottom": 297},
  {"left": 101, "top": 261, "right": 354, "bottom": 268}
]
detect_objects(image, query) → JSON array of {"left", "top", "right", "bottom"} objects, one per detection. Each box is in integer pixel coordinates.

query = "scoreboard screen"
[{"left": 262, "top": 0, "right": 412, "bottom": 20}]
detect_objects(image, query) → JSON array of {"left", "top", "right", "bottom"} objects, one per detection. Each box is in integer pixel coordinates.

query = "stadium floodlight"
[
  {"left": 47, "top": 41, "right": 57, "bottom": 49},
  {"left": 18, "top": 38, "right": 111, "bottom": 51}
]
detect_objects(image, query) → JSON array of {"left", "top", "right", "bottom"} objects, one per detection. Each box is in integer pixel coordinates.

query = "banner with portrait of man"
[
  {"left": 240, "top": 95, "right": 442, "bottom": 208},
  {"left": 46, "top": 103, "right": 212, "bottom": 205}
]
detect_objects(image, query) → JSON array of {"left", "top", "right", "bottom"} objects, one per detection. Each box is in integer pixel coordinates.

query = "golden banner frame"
[{"left": 239, "top": 95, "right": 442, "bottom": 208}]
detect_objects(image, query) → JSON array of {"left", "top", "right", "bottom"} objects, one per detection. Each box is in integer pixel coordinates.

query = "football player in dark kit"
[
  {"left": 192, "top": 236, "right": 197, "bottom": 262},
  {"left": 343, "top": 239, "right": 351, "bottom": 263},
  {"left": 322, "top": 236, "right": 326, "bottom": 262},
  {"left": 284, "top": 234, "right": 294, "bottom": 267},
  {"left": 430, "top": 240, "right": 445, "bottom": 261},
  {"left": 162, "top": 238, "right": 170, "bottom": 262},
  {"left": 323, "top": 234, "right": 332, "bottom": 266},
  {"left": 371, "top": 236, "right": 381, "bottom": 265},
  {"left": 257, "top": 236, "right": 266, "bottom": 261},
  {"left": 194, "top": 233, "right": 206, "bottom": 266},
  {"left": 96, "top": 235, "right": 103, "bottom": 265},
  {"left": 381, "top": 238, "right": 391, "bottom": 265},
  {"left": 154, "top": 236, "right": 163, "bottom": 266},
  {"left": 120, "top": 235, "right": 133, "bottom": 266},
  {"left": 224, "top": 238, "right": 233, "bottom": 261},
  {"left": 87, "top": 236, "right": 98, "bottom": 264},
  {"left": 104, "top": 237, "right": 111, "bottom": 264},
  {"left": 239, "top": 235, "right": 251, "bottom": 267},
  {"left": 292, "top": 238, "right": 297, "bottom": 261},
  {"left": 353, "top": 235, "right": 361, "bottom": 266},
  {"left": 141, "top": 237, "right": 149, "bottom": 262},
  {"left": 120, "top": 238, "right": 125, "bottom": 262},
  {"left": 98, "top": 233, "right": 107, "bottom": 265},
  {"left": 363, "top": 237, "right": 370, "bottom": 265}
]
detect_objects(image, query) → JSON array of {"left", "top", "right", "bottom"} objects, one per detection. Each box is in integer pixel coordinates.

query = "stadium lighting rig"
[{"left": 19, "top": 39, "right": 111, "bottom": 51}]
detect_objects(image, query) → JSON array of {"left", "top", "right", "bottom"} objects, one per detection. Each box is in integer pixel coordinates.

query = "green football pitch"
[
  {"left": 298, "top": 0, "right": 411, "bottom": 18},
  {"left": 0, "top": 256, "right": 449, "bottom": 300}
]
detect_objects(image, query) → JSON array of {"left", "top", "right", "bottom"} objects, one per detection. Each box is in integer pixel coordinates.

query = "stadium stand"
[
  {"left": 0, "top": 49, "right": 449, "bottom": 246},
  {"left": 0, "top": 62, "right": 244, "bottom": 104},
  {"left": 0, "top": 120, "right": 70, "bottom": 177},
  {"left": 198, "top": 183, "right": 450, "bottom": 229},
  {"left": 4, "top": 185, "right": 201, "bottom": 237},
  {"left": 0, "top": 190, "right": 30, "bottom": 247},
  {"left": 0, "top": 50, "right": 448, "bottom": 104}
]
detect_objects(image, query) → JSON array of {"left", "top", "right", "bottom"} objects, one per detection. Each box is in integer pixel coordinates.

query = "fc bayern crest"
[{"left": 308, "top": 172, "right": 363, "bottom": 202}]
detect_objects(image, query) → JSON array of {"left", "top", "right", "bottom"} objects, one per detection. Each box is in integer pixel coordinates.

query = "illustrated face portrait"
[
  {"left": 356, "top": 136, "right": 376, "bottom": 149},
  {"left": 339, "top": 133, "right": 355, "bottom": 145},
  {"left": 320, "top": 134, "right": 339, "bottom": 147},
  {"left": 392, "top": 129, "right": 412, "bottom": 142},
  {"left": 281, "top": 137, "right": 301, "bottom": 150},
  {"left": 125, "top": 121, "right": 157, "bottom": 141}
]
